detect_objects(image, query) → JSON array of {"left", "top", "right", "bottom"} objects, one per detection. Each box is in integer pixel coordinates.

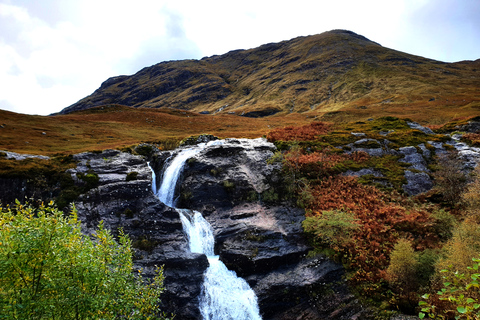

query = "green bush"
[
  {"left": 302, "top": 210, "right": 359, "bottom": 250},
  {"left": 419, "top": 257, "right": 480, "bottom": 320},
  {"left": 0, "top": 201, "right": 171, "bottom": 320}
]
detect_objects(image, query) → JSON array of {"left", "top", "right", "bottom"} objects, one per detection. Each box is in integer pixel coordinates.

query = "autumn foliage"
[
  {"left": 304, "top": 176, "right": 440, "bottom": 294},
  {"left": 271, "top": 119, "right": 480, "bottom": 315}
]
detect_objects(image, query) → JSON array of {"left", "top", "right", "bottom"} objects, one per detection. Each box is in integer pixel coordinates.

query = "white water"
[
  {"left": 148, "top": 162, "right": 157, "bottom": 195},
  {"left": 156, "top": 148, "right": 202, "bottom": 207},
  {"left": 154, "top": 143, "right": 262, "bottom": 320}
]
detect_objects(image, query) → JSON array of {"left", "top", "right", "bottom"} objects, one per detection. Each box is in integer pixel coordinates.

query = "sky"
[{"left": 0, "top": 0, "right": 479, "bottom": 116}]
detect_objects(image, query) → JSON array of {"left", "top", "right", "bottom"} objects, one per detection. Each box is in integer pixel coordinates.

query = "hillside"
[
  {"left": 0, "top": 106, "right": 311, "bottom": 155},
  {"left": 60, "top": 30, "right": 480, "bottom": 124}
]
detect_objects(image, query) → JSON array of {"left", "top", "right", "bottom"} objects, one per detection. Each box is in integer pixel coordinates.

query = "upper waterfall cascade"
[{"left": 153, "top": 140, "right": 263, "bottom": 320}]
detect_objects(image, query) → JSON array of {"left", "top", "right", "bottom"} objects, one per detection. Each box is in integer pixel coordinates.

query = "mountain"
[{"left": 61, "top": 30, "right": 480, "bottom": 121}]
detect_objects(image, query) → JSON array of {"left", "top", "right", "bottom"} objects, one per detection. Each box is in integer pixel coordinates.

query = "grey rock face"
[
  {"left": 403, "top": 170, "right": 434, "bottom": 196},
  {"left": 62, "top": 141, "right": 368, "bottom": 320},
  {"left": 398, "top": 146, "right": 429, "bottom": 172},
  {"left": 446, "top": 136, "right": 480, "bottom": 170},
  {"left": 458, "top": 119, "right": 480, "bottom": 133},
  {"left": 344, "top": 138, "right": 387, "bottom": 157},
  {"left": 407, "top": 122, "right": 434, "bottom": 135}
]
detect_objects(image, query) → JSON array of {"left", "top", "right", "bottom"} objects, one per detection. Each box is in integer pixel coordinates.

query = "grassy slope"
[{"left": 0, "top": 106, "right": 312, "bottom": 155}]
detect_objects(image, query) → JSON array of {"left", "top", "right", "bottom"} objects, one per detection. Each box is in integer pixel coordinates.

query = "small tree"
[
  {"left": 432, "top": 152, "right": 467, "bottom": 206},
  {"left": 0, "top": 201, "right": 171, "bottom": 320},
  {"left": 386, "top": 239, "right": 419, "bottom": 312}
]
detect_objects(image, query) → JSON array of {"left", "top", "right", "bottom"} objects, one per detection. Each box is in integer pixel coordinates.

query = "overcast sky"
[{"left": 1, "top": 0, "right": 479, "bottom": 115}]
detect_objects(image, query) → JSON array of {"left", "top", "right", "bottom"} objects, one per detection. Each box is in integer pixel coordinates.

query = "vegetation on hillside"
[
  {"left": 61, "top": 30, "right": 480, "bottom": 125},
  {"left": 0, "top": 201, "right": 171, "bottom": 319},
  {"left": 267, "top": 117, "right": 480, "bottom": 318}
]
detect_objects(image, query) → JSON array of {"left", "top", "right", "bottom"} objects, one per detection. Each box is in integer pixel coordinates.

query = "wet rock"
[
  {"left": 446, "top": 136, "right": 480, "bottom": 170},
  {"left": 162, "top": 138, "right": 369, "bottom": 319},
  {"left": 214, "top": 204, "right": 310, "bottom": 277},
  {"left": 250, "top": 257, "right": 348, "bottom": 319},
  {"left": 457, "top": 118, "right": 480, "bottom": 133},
  {"left": 176, "top": 138, "right": 280, "bottom": 210}
]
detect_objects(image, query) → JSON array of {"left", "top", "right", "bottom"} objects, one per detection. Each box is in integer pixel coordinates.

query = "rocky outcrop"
[
  {"left": 153, "top": 137, "right": 369, "bottom": 319},
  {"left": 0, "top": 150, "right": 50, "bottom": 160},
  {"left": 342, "top": 122, "right": 480, "bottom": 196},
  {"left": 9, "top": 129, "right": 480, "bottom": 318}
]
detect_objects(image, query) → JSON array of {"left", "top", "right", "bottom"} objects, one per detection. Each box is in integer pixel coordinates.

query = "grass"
[{"left": 0, "top": 105, "right": 312, "bottom": 156}]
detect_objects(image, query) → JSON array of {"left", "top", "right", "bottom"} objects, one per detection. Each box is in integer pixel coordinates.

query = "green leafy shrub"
[
  {"left": 419, "top": 257, "right": 480, "bottom": 320},
  {"left": 134, "top": 144, "right": 155, "bottom": 157},
  {"left": 0, "top": 201, "right": 170, "bottom": 320},
  {"left": 303, "top": 210, "right": 360, "bottom": 250},
  {"left": 222, "top": 180, "right": 235, "bottom": 190}
]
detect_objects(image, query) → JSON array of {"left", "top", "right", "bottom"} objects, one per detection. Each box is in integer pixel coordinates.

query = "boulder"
[
  {"left": 398, "top": 146, "right": 429, "bottom": 172},
  {"left": 402, "top": 170, "right": 433, "bottom": 196}
]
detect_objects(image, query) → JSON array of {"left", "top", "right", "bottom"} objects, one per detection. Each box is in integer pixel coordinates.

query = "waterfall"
[
  {"left": 154, "top": 143, "right": 262, "bottom": 320},
  {"left": 148, "top": 162, "right": 157, "bottom": 195},
  {"left": 156, "top": 148, "right": 202, "bottom": 207}
]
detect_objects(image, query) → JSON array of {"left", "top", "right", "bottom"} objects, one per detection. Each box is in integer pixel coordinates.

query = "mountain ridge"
[{"left": 60, "top": 30, "right": 480, "bottom": 121}]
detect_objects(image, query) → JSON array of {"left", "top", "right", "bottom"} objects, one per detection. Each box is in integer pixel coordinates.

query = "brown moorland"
[{"left": 0, "top": 105, "right": 313, "bottom": 155}]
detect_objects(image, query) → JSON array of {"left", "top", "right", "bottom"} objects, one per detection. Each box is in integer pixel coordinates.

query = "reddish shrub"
[{"left": 266, "top": 122, "right": 331, "bottom": 142}]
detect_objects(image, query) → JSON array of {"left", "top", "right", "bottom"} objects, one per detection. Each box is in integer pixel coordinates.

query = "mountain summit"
[{"left": 60, "top": 30, "right": 479, "bottom": 118}]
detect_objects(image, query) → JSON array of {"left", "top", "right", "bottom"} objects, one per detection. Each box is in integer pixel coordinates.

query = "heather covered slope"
[{"left": 60, "top": 30, "right": 480, "bottom": 124}]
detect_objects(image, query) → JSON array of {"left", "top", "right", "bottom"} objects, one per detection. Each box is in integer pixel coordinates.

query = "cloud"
[
  {"left": 117, "top": 6, "right": 201, "bottom": 73},
  {"left": 398, "top": 0, "right": 480, "bottom": 61},
  {"left": 0, "top": 1, "right": 191, "bottom": 114},
  {"left": 0, "top": 2, "right": 116, "bottom": 114}
]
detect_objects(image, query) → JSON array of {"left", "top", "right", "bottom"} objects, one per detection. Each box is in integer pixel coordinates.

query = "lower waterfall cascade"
[{"left": 153, "top": 142, "right": 262, "bottom": 320}]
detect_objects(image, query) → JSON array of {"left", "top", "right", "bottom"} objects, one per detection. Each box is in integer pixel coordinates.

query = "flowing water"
[{"left": 153, "top": 143, "right": 262, "bottom": 320}]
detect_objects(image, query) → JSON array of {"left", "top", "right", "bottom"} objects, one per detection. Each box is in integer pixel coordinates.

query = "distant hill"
[{"left": 60, "top": 30, "right": 480, "bottom": 122}]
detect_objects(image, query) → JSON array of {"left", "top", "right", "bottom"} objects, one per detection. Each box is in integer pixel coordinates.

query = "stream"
[{"left": 152, "top": 142, "right": 262, "bottom": 320}]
